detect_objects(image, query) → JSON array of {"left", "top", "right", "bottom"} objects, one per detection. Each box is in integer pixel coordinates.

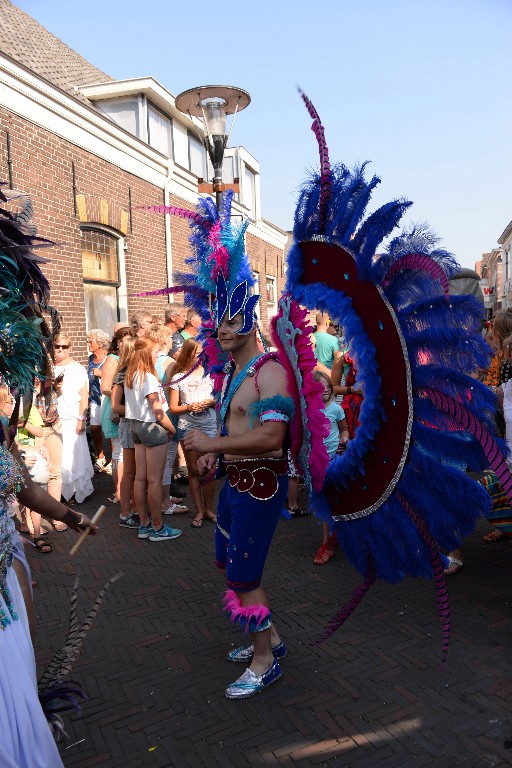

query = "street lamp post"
[{"left": 175, "top": 85, "right": 251, "bottom": 209}]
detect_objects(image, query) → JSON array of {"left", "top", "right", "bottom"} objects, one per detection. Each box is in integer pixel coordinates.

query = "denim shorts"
[
  {"left": 119, "top": 417, "right": 134, "bottom": 450},
  {"left": 177, "top": 420, "right": 218, "bottom": 443},
  {"left": 130, "top": 419, "right": 170, "bottom": 447}
]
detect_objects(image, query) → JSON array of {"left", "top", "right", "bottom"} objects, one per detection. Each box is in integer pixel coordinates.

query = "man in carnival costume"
[
  {"left": 184, "top": 273, "right": 293, "bottom": 699},
  {"left": 137, "top": 193, "right": 305, "bottom": 699}
]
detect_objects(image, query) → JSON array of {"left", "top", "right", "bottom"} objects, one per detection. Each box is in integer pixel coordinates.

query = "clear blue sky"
[{"left": 15, "top": 0, "right": 512, "bottom": 268}]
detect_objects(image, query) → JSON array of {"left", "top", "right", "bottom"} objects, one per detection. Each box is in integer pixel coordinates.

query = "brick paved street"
[{"left": 29, "top": 472, "right": 512, "bottom": 768}]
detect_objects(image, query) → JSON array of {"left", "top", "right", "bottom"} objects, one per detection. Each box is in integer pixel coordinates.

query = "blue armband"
[{"left": 247, "top": 395, "right": 295, "bottom": 429}]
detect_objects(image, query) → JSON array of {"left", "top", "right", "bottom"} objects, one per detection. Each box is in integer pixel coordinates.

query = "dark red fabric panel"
[{"left": 301, "top": 241, "right": 410, "bottom": 517}]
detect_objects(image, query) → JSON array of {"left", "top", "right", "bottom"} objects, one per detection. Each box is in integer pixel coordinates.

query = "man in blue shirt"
[{"left": 313, "top": 312, "right": 341, "bottom": 370}]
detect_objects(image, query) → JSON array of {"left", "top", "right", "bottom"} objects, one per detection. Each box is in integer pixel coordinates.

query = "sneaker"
[
  {"left": 119, "top": 513, "right": 140, "bottom": 529},
  {"left": 228, "top": 640, "right": 287, "bottom": 663},
  {"left": 138, "top": 521, "right": 153, "bottom": 539},
  {"left": 163, "top": 503, "right": 189, "bottom": 516},
  {"left": 149, "top": 523, "right": 182, "bottom": 542}
]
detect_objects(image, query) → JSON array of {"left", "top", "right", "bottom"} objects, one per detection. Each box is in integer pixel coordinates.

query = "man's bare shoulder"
[{"left": 257, "top": 358, "right": 290, "bottom": 398}]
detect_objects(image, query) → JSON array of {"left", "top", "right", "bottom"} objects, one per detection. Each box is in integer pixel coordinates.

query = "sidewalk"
[{"left": 30, "top": 472, "right": 512, "bottom": 768}]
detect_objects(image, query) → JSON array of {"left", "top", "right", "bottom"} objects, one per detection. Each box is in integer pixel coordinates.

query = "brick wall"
[
  {"left": 0, "top": 110, "right": 167, "bottom": 363},
  {"left": 0, "top": 111, "right": 286, "bottom": 362}
]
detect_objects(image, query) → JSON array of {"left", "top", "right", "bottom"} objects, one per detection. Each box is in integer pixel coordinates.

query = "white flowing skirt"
[
  {"left": 0, "top": 554, "right": 64, "bottom": 767},
  {"left": 60, "top": 419, "right": 94, "bottom": 503}
]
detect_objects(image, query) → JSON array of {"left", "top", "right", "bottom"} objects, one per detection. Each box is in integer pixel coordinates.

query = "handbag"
[{"left": 20, "top": 449, "right": 50, "bottom": 485}]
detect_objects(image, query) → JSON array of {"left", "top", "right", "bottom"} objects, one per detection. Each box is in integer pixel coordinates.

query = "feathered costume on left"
[
  {"left": 0, "top": 187, "right": 58, "bottom": 408},
  {"left": 0, "top": 187, "right": 117, "bottom": 745}
]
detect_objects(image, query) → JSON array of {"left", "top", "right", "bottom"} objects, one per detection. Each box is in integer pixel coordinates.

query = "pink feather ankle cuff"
[{"left": 223, "top": 590, "right": 272, "bottom": 633}]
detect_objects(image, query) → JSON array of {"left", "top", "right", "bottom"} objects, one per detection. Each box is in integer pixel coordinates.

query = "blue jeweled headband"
[{"left": 210, "top": 269, "right": 260, "bottom": 337}]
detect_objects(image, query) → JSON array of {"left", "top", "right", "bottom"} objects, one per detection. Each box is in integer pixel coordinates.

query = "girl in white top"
[
  {"left": 169, "top": 339, "right": 217, "bottom": 528},
  {"left": 124, "top": 337, "right": 181, "bottom": 542}
]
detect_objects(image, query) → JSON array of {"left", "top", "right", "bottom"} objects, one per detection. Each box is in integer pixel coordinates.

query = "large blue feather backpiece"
[{"left": 290, "top": 92, "right": 508, "bottom": 658}]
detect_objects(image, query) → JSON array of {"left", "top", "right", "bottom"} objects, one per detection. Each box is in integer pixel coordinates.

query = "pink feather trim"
[
  {"left": 271, "top": 298, "right": 329, "bottom": 492},
  {"left": 223, "top": 590, "right": 270, "bottom": 632}
]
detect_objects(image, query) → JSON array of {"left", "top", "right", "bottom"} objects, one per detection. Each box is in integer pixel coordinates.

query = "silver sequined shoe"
[
  {"left": 227, "top": 640, "right": 287, "bottom": 663},
  {"left": 225, "top": 658, "right": 282, "bottom": 699}
]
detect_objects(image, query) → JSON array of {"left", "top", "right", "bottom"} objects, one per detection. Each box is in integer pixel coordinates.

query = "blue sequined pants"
[{"left": 215, "top": 470, "right": 288, "bottom": 592}]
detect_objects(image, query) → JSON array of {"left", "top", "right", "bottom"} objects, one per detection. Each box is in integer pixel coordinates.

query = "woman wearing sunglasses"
[{"left": 54, "top": 334, "right": 94, "bottom": 504}]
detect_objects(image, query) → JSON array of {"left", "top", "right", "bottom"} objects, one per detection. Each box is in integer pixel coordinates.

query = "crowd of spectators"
[{"left": 8, "top": 305, "right": 512, "bottom": 565}]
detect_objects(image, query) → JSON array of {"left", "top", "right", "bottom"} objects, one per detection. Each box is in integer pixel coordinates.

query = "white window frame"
[
  {"left": 265, "top": 275, "right": 277, "bottom": 319},
  {"left": 147, "top": 101, "right": 174, "bottom": 157},
  {"left": 188, "top": 132, "right": 208, "bottom": 179},
  {"left": 81, "top": 225, "right": 128, "bottom": 335}
]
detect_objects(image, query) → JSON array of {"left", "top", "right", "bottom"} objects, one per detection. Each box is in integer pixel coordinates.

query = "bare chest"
[{"left": 224, "top": 376, "right": 259, "bottom": 434}]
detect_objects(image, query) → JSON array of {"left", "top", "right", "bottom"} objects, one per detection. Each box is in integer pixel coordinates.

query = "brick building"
[{"left": 0, "top": 0, "right": 287, "bottom": 362}]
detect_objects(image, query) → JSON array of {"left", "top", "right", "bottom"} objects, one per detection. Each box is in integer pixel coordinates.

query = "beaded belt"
[{"left": 223, "top": 457, "right": 287, "bottom": 501}]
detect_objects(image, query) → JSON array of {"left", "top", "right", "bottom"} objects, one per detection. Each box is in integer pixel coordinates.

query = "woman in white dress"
[{"left": 53, "top": 334, "right": 94, "bottom": 503}]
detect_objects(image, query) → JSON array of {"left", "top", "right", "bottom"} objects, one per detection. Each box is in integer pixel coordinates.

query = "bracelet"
[
  {"left": 78, "top": 416, "right": 86, "bottom": 422},
  {"left": 346, "top": 387, "right": 352, "bottom": 395}
]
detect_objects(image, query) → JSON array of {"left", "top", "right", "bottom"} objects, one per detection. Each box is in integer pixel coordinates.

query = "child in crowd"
[
  {"left": 312, "top": 371, "right": 349, "bottom": 565},
  {"left": 146, "top": 324, "right": 188, "bottom": 516},
  {"left": 169, "top": 339, "right": 217, "bottom": 528},
  {"left": 124, "top": 337, "right": 181, "bottom": 542},
  {"left": 111, "top": 335, "right": 139, "bottom": 528}
]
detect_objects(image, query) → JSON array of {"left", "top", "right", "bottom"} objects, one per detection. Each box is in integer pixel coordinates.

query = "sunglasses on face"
[{"left": 55, "top": 344, "right": 70, "bottom": 349}]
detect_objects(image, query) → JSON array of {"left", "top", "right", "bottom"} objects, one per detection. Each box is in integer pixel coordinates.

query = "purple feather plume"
[
  {"left": 135, "top": 204, "right": 212, "bottom": 230},
  {"left": 131, "top": 285, "right": 209, "bottom": 299},
  {"left": 422, "top": 387, "right": 512, "bottom": 504},
  {"left": 398, "top": 493, "right": 450, "bottom": 665},
  {"left": 383, "top": 253, "right": 450, "bottom": 297},
  {"left": 299, "top": 89, "right": 332, "bottom": 232},
  {"left": 310, "top": 558, "right": 376, "bottom": 645}
]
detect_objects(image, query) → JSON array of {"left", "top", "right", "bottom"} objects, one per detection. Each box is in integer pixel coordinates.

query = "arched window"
[{"left": 81, "top": 226, "right": 123, "bottom": 336}]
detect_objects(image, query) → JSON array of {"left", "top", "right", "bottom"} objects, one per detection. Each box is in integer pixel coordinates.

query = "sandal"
[
  {"left": 483, "top": 530, "right": 505, "bottom": 543},
  {"left": 191, "top": 518, "right": 203, "bottom": 528},
  {"left": 289, "top": 507, "right": 311, "bottom": 518},
  {"left": 314, "top": 543, "right": 335, "bottom": 565},
  {"left": 33, "top": 536, "right": 53, "bottom": 554},
  {"left": 204, "top": 513, "right": 217, "bottom": 523},
  {"left": 443, "top": 555, "right": 463, "bottom": 575},
  {"left": 52, "top": 521, "right": 68, "bottom": 532}
]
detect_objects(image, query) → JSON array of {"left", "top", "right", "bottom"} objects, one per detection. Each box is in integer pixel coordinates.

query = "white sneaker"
[{"left": 163, "top": 503, "right": 189, "bottom": 515}]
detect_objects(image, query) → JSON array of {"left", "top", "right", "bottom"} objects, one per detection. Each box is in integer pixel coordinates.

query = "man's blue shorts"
[{"left": 215, "top": 458, "right": 288, "bottom": 592}]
